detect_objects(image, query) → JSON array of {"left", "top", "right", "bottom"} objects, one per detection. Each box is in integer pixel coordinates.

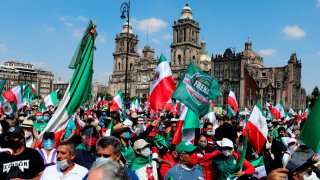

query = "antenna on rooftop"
[{"left": 147, "top": 18, "right": 149, "bottom": 46}]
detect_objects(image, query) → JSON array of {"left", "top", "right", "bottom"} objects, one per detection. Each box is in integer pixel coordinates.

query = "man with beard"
[
  {"left": 0, "top": 126, "right": 45, "bottom": 179},
  {"left": 74, "top": 125, "right": 100, "bottom": 169},
  {"left": 165, "top": 140, "right": 204, "bottom": 180}
]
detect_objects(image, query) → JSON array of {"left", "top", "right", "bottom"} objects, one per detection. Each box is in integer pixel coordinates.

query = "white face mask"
[
  {"left": 222, "top": 150, "right": 232, "bottom": 157},
  {"left": 303, "top": 171, "right": 314, "bottom": 179},
  {"left": 96, "top": 157, "right": 112, "bottom": 164},
  {"left": 24, "top": 131, "right": 32, "bottom": 138},
  {"left": 19, "top": 116, "right": 25, "bottom": 121},
  {"left": 140, "top": 147, "right": 151, "bottom": 157},
  {"left": 56, "top": 159, "right": 69, "bottom": 170}
]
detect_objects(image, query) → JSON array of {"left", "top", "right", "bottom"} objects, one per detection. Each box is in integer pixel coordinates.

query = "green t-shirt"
[
  {"left": 34, "top": 121, "right": 47, "bottom": 133},
  {"left": 63, "top": 119, "right": 76, "bottom": 139},
  {"left": 121, "top": 145, "right": 135, "bottom": 165},
  {"left": 213, "top": 154, "right": 238, "bottom": 180}
]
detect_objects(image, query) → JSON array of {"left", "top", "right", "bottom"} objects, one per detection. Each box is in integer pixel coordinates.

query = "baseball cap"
[
  {"left": 133, "top": 139, "right": 150, "bottom": 150},
  {"left": 286, "top": 144, "right": 315, "bottom": 173},
  {"left": 177, "top": 140, "right": 197, "bottom": 153},
  {"left": 3, "top": 126, "right": 24, "bottom": 138},
  {"left": 221, "top": 138, "right": 234, "bottom": 148}
]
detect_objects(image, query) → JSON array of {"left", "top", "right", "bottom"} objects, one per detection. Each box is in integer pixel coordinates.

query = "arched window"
[
  {"left": 118, "top": 62, "right": 121, "bottom": 71},
  {"left": 178, "top": 55, "right": 181, "bottom": 65},
  {"left": 130, "top": 63, "right": 133, "bottom": 71},
  {"left": 192, "top": 55, "right": 195, "bottom": 60}
]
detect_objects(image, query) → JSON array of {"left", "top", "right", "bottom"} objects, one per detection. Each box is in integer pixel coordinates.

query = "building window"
[
  {"left": 178, "top": 55, "right": 181, "bottom": 65},
  {"left": 262, "top": 72, "right": 266, "bottom": 77}
]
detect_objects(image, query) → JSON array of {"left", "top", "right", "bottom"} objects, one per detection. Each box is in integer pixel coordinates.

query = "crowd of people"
[{"left": 0, "top": 103, "right": 319, "bottom": 180}]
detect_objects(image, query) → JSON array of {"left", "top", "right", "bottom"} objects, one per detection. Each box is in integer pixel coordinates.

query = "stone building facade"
[
  {"left": 0, "top": 61, "right": 54, "bottom": 98},
  {"left": 170, "top": 4, "right": 211, "bottom": 82},
  {"left": 108, "top": 4, "right": 210, "bottom": 99},
  {"left": 211, "top": 41, "right": 306, "bottom": 110}
]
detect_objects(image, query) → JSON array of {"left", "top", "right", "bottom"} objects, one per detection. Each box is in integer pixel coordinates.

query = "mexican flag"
[
  {"left": 250, "top": 157, "right": 267, "bottom": 179},
  {"left": 201, "top": 101, "right": 215, "bottom": 123},
  {"left": 227, "top": 105, "right": 236, "bottom": 119},
  {"left": 172, "top": 106, "right": 199, "bottom": 144},
  {"left": 270, "top": 100, "right": 285, "bottom": 120},
  {"left": 2, "top": 85, "right": 23, "bottom": 110},
  {"left": 130, "top": 94, "right": 140, "bottom": 112},
  {"left": 302, "top": 108, "right": 309, "bottom": 119},
  {"left": 243, "top": 100, "right": 268, "bottom": 153},
  {"left": 148, "top": 54, "right": 175, "bottom": 111},
  {"left": 299, "top": 97, "right": 320, "bottom": 152},
  {"left": 30, "top": 83, "right": 37, "bottom": 94},
  {"left": 109, "top": 89, "right": 123, "bottom": 112},
  {"left": 227, "top": 90, "right": 239, "bottom": 112},
  {"left": 265, "top": 101, "right": 272, "bottom": 111},
  {"left": 172, "top": 61, "right": 221, "bottom": 115},
  {"left": 0, "top": 80, "right": 6, "bottom": 95},
  {"left": 38, "top": 21, "right": 97, "bottom": 144},
  {"left": 105, "top": 119, "right": 114, "bottom": 137}
]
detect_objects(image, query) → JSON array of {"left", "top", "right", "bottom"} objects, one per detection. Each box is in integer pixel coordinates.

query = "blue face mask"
[
  {"left": 36, "top": 116, "right": 43, "bottom": 122},
  {"left": 43, "top": 139, "right": 54, "bottom": 149},
  {"left": 124, "top": 132, "right": 131, "bottom": 139},
  {"left": 43, "top": 116, "right": 50, "bottom": 122},
  {"left": 96, "top": 157, "right": 111, "bottom": 164},
  {"left": 206, "top": 131, "right": 214, "bottom": 136}
]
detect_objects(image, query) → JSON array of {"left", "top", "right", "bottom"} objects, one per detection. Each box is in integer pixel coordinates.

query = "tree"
[{"left": 312, "top": 86, "right": 319, "bottom": 98}]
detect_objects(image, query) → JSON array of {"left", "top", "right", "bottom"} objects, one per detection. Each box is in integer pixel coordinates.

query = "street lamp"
[{"left": 120, "top": 0, "right": 133, "bottom": 102}]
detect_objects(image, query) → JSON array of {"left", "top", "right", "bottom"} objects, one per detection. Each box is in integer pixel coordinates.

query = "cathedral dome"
[
  {"left": 121, "top": 22, "right": 133, "bottom": 34},
  {"left": 180, "top": 4, "right": 193, "bottom": 20},
  {"left": 242, "top": 40, "right": 260, "bottom": 59},
  {"left": 200, "top": 54, "right": 210, "bottom": 62}
]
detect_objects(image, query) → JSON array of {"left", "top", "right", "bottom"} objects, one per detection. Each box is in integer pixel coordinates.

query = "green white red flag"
[
  {"left": 270, "top": 100, "right": 285, "bottom": 120},
  {"left": 2, "top": 85, "right": 23, "bottom": 110},
  {"left": 148, "top": 54, "right": 175, "bottom": 111},
  {"left": 243, "top": 100, "right": 268, "bottom": 153},
  {"left": 201, "top": 101, "right": 216, "bottom": 123},
  {"left": 172, "top": 106, "right": 199, "bottom": 144},
  {"left": 130, "top": 94, "right": 140, "bottom": 112},
  {"left": 109, "top": 89, "right": 123, "bottom": 112},
  {"left": 227, "top": 90, "right": 239, "bottom": 112},
  {"left": 38, "top": 21, "right": 97, "bottom": 144}
]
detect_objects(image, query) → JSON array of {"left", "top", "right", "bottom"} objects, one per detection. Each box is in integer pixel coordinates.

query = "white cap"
[
  {"left": 123, "top": 119, "right": 133, "bottom": 127},
  {"left": 221, "top": 138, "right": 233, "bottom": 148}
]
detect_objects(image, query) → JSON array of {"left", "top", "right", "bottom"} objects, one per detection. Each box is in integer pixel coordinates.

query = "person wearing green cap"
[{"left": 165, "top": 140, "right": 204, "bottom": 180}]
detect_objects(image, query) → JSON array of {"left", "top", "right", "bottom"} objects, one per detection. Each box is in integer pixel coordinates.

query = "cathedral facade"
[
  {"left": 211, "top": 41, "right": 306, "bottom": 110},
  {"left": 108, "top": 4, "right": 306, "bottom": 110}
]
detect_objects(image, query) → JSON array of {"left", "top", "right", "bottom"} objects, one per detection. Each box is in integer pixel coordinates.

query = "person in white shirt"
[{"left": 40, "top": 141, "right": 88, "bottom": 180}]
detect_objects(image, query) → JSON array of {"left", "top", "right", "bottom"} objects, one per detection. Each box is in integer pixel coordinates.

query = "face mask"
[
  {"left": 124, "top": 132, "right": 131, "bottom": 139},
  {"left": 85, "top": 137, "right": 98, "bottom": 147},
  {"left": 222, "top": 149, "right": 232, "bottom": 157},
  {"left": 206, "top": 131, "right": 214, "bottom": 136},
  {"left": 36, "top": 116, "right": 43, "bottom": 122},
  {"left": 43, "top": 139, "right": 54, "bottom": 149},
  {"left": 6, "top": 139, "right": 23, "bottom": 151},
  {"left": 96, "top": 157, "right": 112, "bottom": 164},
  {"left": 19, "top": 116, "right": 25, "bottom": 121},
  {"left": 140, "top": 147, "right": 151, "bottom": 157},
  {"left": 24, "top": 131, "right": 32, "bottom": 138},
  {"left": 56, "top": 159, "right": 69, "bottom": 170},
  {"left": 304, "top": 170, "right": 313, "bottom": 179},
  {"left": 199, "top": 142, "right": 207, "bottom": 148},
  {"left": 188, "top": 153, "right": 198, "bottom": 166},
  {"left": 43, "top": 116, "right": 50, "bottom": 122}
]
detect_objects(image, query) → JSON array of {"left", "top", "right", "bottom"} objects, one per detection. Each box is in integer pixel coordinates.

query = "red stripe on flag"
[
  {"left": 172, "top": 120, "right": 183, "bottom": 144},
  {"left": 244, "top": 122, "right": 267, "bottom": 154},
  {"left": 148, "top": 76, "right": 175, "bottom": 111},
  {"left": 3, "top": 90, "right": 18, "bottom": 106}
]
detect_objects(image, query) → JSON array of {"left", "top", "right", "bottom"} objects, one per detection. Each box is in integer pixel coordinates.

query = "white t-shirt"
[{"left": 40, "top": 163, "right": 88, "bottom": 180}]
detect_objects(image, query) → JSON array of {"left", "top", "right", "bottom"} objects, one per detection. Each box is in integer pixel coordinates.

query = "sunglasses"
[
  {"left": 96, "top": 153, "right": 111, "bottom": 158},
  {"left": 221, "top": 147, "right": 233, "bottom": 151}
]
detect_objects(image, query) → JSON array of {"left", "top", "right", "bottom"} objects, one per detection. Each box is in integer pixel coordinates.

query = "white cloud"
[
  {"left": 78, "top": 15, "right": 88, "bottom": 22},
  {"left": 72, "top": 29, "right": 82, "bottom": 39},
  {"left": 64, "top": 22, "right": 74, "bottom": 27},
  {"left": 0, "top": 44, "right": 8, "bottom": 53},
  {"left": 98, "top": 35, "right": 107, "bottom": 44},
  {"left": 151, "top": 38, "right": 160, "bottom": 45},
  {"left": 45, "top": 27, "right": 55, "bottom": 33},
  {"left": 162, "top": 34, "right": 172, "bottom": 40},
  {"left": 282, "top": 26, "right": 306, "bottom": 39},
  {"left": 259, "top": 48, "right": 277, "bottom": 56},
  {"left": 317, "top": 0, "right": 320, "bottom": 7},
  {"left": 133, "top": 18, "right": 168, "bottom": 33}
]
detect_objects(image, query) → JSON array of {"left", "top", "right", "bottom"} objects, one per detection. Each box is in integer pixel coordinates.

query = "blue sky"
[{"left": 0, "top": 0, "right": 319, "bottom": 94}]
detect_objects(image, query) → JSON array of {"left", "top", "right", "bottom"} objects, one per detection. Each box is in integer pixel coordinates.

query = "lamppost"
[{"left": 120, "top": 0, "right": 133, "bottom": 102}]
